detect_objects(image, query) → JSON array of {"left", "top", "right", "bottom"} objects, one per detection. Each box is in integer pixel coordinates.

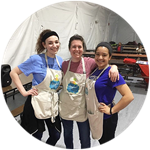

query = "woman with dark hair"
[
  {"left": 59, "top": 35, "right": 119, "bottom": 149},
  {"left": 85, "top": 42, "right": 134, "bottom": 144}
]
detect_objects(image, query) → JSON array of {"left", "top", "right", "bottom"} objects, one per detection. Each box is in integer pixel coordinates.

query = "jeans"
[
  {"left": 99, "top": 113, "right": 118, "bottom": 144},
  {"left": 61, "top": 119, "right": 91, "bottom": 149},
  {"left": 33, "top": 118, "right": 60, "bottom": 146}
]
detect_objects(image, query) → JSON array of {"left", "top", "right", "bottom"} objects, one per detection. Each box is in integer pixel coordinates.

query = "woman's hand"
[
  {"left": 22, "top": 88, "right": 38, "bottom": 97},
  {"left": 109, "top": 65, "right": 119, "bottom": 82},
  {"left": 98, "top": 103, "right": 111, "bottom": 115}
]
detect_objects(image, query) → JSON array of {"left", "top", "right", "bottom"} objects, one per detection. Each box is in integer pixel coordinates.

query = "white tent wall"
[
  {"left": 76, "top": 2, "right": 120, "bottom": 49},
  {"left": 2, "top": 14, "right": 38, "bottom": 69},
  {"left": 115, "top": 16, "right": 141, "bottom": 44},
  {"left": 34, "top": 1, "right": 79, "bottom": 61},
  {"left": 2, "top": 1, "right": 141, "bottom": 69}
]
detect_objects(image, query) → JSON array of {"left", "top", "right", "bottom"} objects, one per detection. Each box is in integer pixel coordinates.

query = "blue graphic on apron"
[
  {"left": 50, "top": 74, "right": 60, "bottom": 90},
  {"left": 67, "top": 77, "right": 79, "bottom": 94}
]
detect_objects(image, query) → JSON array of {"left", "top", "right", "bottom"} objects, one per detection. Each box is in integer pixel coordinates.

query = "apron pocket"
[
  {"left": 31, "top": 91, "right": 58, "bottom": 119},
  {"left": 87, "top": 111, "right": 103, "bottom": 140}
]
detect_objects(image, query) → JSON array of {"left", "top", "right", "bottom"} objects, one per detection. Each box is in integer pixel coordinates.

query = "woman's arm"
[
  {"left": 109, "top": 65, "right": 119, "bottom": 82},
  {"left": 99, "top": 84, "right": 134, "bottom": 115},
  {"left": 111, "top": 84, "right": 134, "bottom": 114},
  {"left": 10, "top": 67, "right": 38, "bottom": 97}
]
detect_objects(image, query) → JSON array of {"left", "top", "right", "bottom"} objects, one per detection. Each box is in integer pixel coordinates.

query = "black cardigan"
[{"left": 21, "top": 95, "right": 61, "bottom": 134}]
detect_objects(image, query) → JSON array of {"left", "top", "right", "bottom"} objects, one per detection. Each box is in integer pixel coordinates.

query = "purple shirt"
[{"left": 91, "top": 66, "right": 126, "bottom": 119}]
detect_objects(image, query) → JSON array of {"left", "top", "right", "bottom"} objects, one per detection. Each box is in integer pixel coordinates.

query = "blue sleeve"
[
  {"left": 110, "top": 74, "right": 126, "bottom": 88},
  {"left": 18, "top": 55, "right": 36, "bottom": 76}
]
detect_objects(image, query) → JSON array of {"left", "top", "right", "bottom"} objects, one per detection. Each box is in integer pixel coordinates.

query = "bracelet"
[{"left": 110, "top": 107, "right": 113, "bottom": 115}]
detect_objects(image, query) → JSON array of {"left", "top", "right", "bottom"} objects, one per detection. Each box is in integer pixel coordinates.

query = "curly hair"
[{"left": 35, "top": 29, "right": 51, "bottom": 54}]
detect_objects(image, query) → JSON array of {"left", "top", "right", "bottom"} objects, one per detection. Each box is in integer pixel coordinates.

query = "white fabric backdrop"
[{"left": 2, "top": 1, "right": 141, "bottom": 69}]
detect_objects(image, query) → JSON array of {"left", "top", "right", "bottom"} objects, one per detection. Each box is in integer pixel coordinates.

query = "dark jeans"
[
  {"left": 61, "top": 119, "right": 91, "bottom": 149},
  {"left": 33, "top": 118, "right": 60, "bottom": 146},
  {"left": 99, "top": 113, "right": 118, "bottom": 144}
]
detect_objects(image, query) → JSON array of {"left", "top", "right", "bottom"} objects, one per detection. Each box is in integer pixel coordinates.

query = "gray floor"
[{"left": 5, "top": 77, "right": 148, "bottom": 149}]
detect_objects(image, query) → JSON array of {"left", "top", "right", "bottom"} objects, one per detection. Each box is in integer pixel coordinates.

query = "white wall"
[
  {"left": 115, "top": 16, "right": 141, "bottom": 44},
  {"left": 2, "top": 1, "right": 141, "bottom": 69}
]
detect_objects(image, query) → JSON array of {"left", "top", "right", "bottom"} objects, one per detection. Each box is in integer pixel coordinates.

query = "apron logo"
[
  {"left": 67, "top": 77, "right": 79, "bottom": 94},
  {"left": 50, "top": 74, "right": 60, "bottom": 90}
]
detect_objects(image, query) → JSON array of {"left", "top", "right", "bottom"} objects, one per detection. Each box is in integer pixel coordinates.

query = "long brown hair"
[{"left": 35, "top": 29, "right": 51, "bottom": 54}]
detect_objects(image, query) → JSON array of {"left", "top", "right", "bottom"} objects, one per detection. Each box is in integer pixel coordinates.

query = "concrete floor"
[{"left": 5, "top": 77, "right": 148, "bottom": 149}]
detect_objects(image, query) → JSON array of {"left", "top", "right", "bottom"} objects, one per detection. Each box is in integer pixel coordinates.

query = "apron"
[
  {"left": 85, "top": 65, "right": 109, "bottom": 139},
  {"left": 59, "top": 57, "right": 87, "bottom": 122},
  {"left": 31, "top": 53, "right": 62, "bottom": 123}
]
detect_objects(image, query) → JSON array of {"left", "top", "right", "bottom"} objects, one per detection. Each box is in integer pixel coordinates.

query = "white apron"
[
  {"left": 59, "top": 57, "right": 87, "bottom": 122},
  {"left": 31, "top": 53, "right": 62, "bottom": 122},
  {"left": 85, "top": 65, "right": 109, "bottom": 139}
]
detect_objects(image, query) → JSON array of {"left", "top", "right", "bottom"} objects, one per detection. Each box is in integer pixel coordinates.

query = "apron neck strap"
[
  {"left": 90, "top": 65, "right": 109, "bottom": 80},
  {"left": 67, "top": 57, "right": 86, "bottom": 74},
  {"left": 55, "top": 56, "right": 61, "bottom": 69},
  {"left": 81, "top": 57, "right": 86, "bottom": 74},
  {"left": 96, "top": 65, "right": 109, "bottom": 80},
  {"left": 45, "top": 53, "right": 61, "bottom": 69}
]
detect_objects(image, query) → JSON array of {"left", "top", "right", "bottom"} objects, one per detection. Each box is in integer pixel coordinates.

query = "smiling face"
[
  {"left": 42, "top": 35, "right": 60, "bottom": 58},
  {"left": 95, "top": 46, "right": 111, "bottom": 70},
  {"left": 69, "top": 40, "right": 84, "bottom": 62}
]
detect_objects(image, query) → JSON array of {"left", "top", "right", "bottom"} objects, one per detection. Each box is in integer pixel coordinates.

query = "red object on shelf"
[
  {"left": 123, "top": 58, "right": 136, "bottom": 64},
  {"left": 138, "top": 64, "right": 149, "bottom": 83}
]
